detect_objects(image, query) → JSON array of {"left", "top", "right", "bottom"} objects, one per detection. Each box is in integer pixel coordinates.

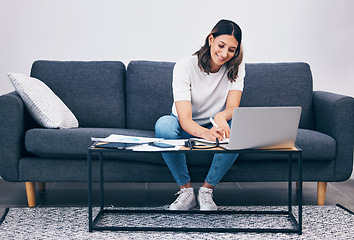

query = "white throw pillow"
[{"left": 8, "top": 72, "right": 79, "bottom": 129}]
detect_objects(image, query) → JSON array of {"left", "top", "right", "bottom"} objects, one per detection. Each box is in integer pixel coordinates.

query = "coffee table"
[{"left": 87, "top": 143, "right": 303, "bottom": 234}]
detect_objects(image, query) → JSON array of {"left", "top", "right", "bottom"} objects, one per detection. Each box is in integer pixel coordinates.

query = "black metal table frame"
[{"left": 87, "top": 144, "right": 303, "bottom": 234}]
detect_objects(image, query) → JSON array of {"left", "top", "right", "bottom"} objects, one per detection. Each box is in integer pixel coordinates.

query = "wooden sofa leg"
[
  {"left": 317, "top": 182, "right": 327, "bottom": 206},
  {"left": 38, "top": 182, "right": 45, "bottom": 191},
  {"left": 25, "top": 182, "right": 36, "bottom": 207}
]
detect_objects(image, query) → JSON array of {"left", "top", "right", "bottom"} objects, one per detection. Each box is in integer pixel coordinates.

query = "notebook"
[{"left": 220, "top": 106, "right": 302, "bottom": 150}]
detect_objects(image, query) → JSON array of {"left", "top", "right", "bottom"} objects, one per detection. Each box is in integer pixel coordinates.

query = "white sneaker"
[
  {"left": 198, "top": 187, "right": 218, "bottom": 211},
  {"left": 169, "top": 188, "right": 197, "bottom": 211}
]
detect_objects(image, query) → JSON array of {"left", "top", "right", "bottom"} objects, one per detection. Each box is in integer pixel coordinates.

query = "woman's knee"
[{"left": 155, "top": 115, "right": 180, "bottom": 139}]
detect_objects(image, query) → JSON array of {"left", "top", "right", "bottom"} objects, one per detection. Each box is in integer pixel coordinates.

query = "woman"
[{"left": 155, "top": 19, "right": 245, "bottom": 211}]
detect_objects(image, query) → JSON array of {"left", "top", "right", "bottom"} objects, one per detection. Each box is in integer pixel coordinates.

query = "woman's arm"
[
  {"left": 213, "top": 90, "right": 242, "bottom": 138},
  {"left": 175, "top": 100, "right": 224, "bottom": 141}
]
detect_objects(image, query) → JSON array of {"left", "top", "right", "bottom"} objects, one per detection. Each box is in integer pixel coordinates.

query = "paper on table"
[
  {"left": 159, "top": 139, "right": 188, "bottom": 146},
  {"left": 91, "top": 134, "right": 163, "bottom": 144},
  {"left": 128, "top": 144, "right": 182, "bottom": 151},
  {"left": 91, "top": 135, "right": 187, "bottom": 151},
  {"left": 126, "top": 139, "right": 187, "bottom": 151}
]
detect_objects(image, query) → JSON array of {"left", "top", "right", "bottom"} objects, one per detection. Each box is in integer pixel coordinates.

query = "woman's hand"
[
  {"left": 214, "top": 113, "right": 230, "bottom": 138},
  {"left": 201, "top": 127, "right": 225, "bottom": 142}
]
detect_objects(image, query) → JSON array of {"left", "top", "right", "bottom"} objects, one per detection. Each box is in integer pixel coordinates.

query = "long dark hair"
[{"left": 194, "top": 19, "right": 243, "bottom": 82}]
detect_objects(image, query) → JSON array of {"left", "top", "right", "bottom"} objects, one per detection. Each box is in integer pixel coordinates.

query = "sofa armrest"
[
  {"left": 313, "top": 91, "right": 354, "bottom": 181},
  {"left": 0, "top": 91, "right": 27, "bottom": 181}
]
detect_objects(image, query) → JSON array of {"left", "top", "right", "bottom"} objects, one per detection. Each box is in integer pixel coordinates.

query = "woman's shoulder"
[
  {"left": 174, "top": 55, "right": 199, "bottom": 73},
  {"left": 175, "top": 55, "right": 198, "bottom": 67}
]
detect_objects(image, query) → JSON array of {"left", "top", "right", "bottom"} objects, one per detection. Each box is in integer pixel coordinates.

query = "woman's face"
[{"left": 209, "top": 34, "right": 238, "bottom": 72}]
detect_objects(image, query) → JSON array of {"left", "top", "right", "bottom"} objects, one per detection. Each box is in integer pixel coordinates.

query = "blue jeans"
[{"left": 155, "top": 114, "right": 239, "bottom": 187}]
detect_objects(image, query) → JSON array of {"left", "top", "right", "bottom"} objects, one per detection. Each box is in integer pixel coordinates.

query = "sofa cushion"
[
  {"left": 237, "top": 129, "right": 336, "bottom": 161},
  {"left": 25, "top": 128, "right": 166, "bottom": 165},
  {"left": 240, "top": 63, "right": 315, "bottom": 130},
  {"left": 295, "top": 129, "right": 336, "bottom": 160},
  {"left": 8, "top": 72, "right": 78, "bottom": 129},
  {"left": 126, "top": 61, "right": 175, "bottom": 131},
  {"left": 30, "top": 61, "right": 126, "bottom": 128}
]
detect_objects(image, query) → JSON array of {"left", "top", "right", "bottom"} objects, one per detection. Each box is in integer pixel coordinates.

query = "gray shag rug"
[{"left": 0, "top": 205, "right": 353, "bottom": 239}]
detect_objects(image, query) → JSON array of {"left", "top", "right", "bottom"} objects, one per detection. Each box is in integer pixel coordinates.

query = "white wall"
[{"left": 1, "top": 0, "right": 353, "bottom": 96}]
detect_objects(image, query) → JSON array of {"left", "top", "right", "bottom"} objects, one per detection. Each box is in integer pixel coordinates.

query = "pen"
[
  {"left": 209, "top": 117, "right": 218, "bottom": 128},
  {"left": 209, "top": 117, "right": 226, "bottom": 139}
]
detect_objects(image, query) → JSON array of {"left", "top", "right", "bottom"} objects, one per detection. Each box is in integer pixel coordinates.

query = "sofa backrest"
[
  {"left": 240, "top": 63, "right": 315, "bottom": 129},
  {"left": 31, "top": 61, "right": 126, "bottom": 128},
  {"left": 126, "top": 61, "right": 175, "bottom": 131},
  {"left": 126, "top": 61, "right": 315, "bottom": 131}
]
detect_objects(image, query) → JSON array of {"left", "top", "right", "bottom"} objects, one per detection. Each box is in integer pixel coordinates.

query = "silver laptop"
[{"left": 221, "top": 106, "right": 302, "bottom": 150}]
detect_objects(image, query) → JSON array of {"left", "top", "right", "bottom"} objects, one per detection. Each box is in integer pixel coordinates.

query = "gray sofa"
[{"left": 0, "top": 60, "right": 353, "bottom": 207}]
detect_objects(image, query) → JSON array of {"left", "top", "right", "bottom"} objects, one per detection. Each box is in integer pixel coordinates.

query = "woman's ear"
[{"left": 208, "top": 34, "right": 214, "bottom": 47}]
